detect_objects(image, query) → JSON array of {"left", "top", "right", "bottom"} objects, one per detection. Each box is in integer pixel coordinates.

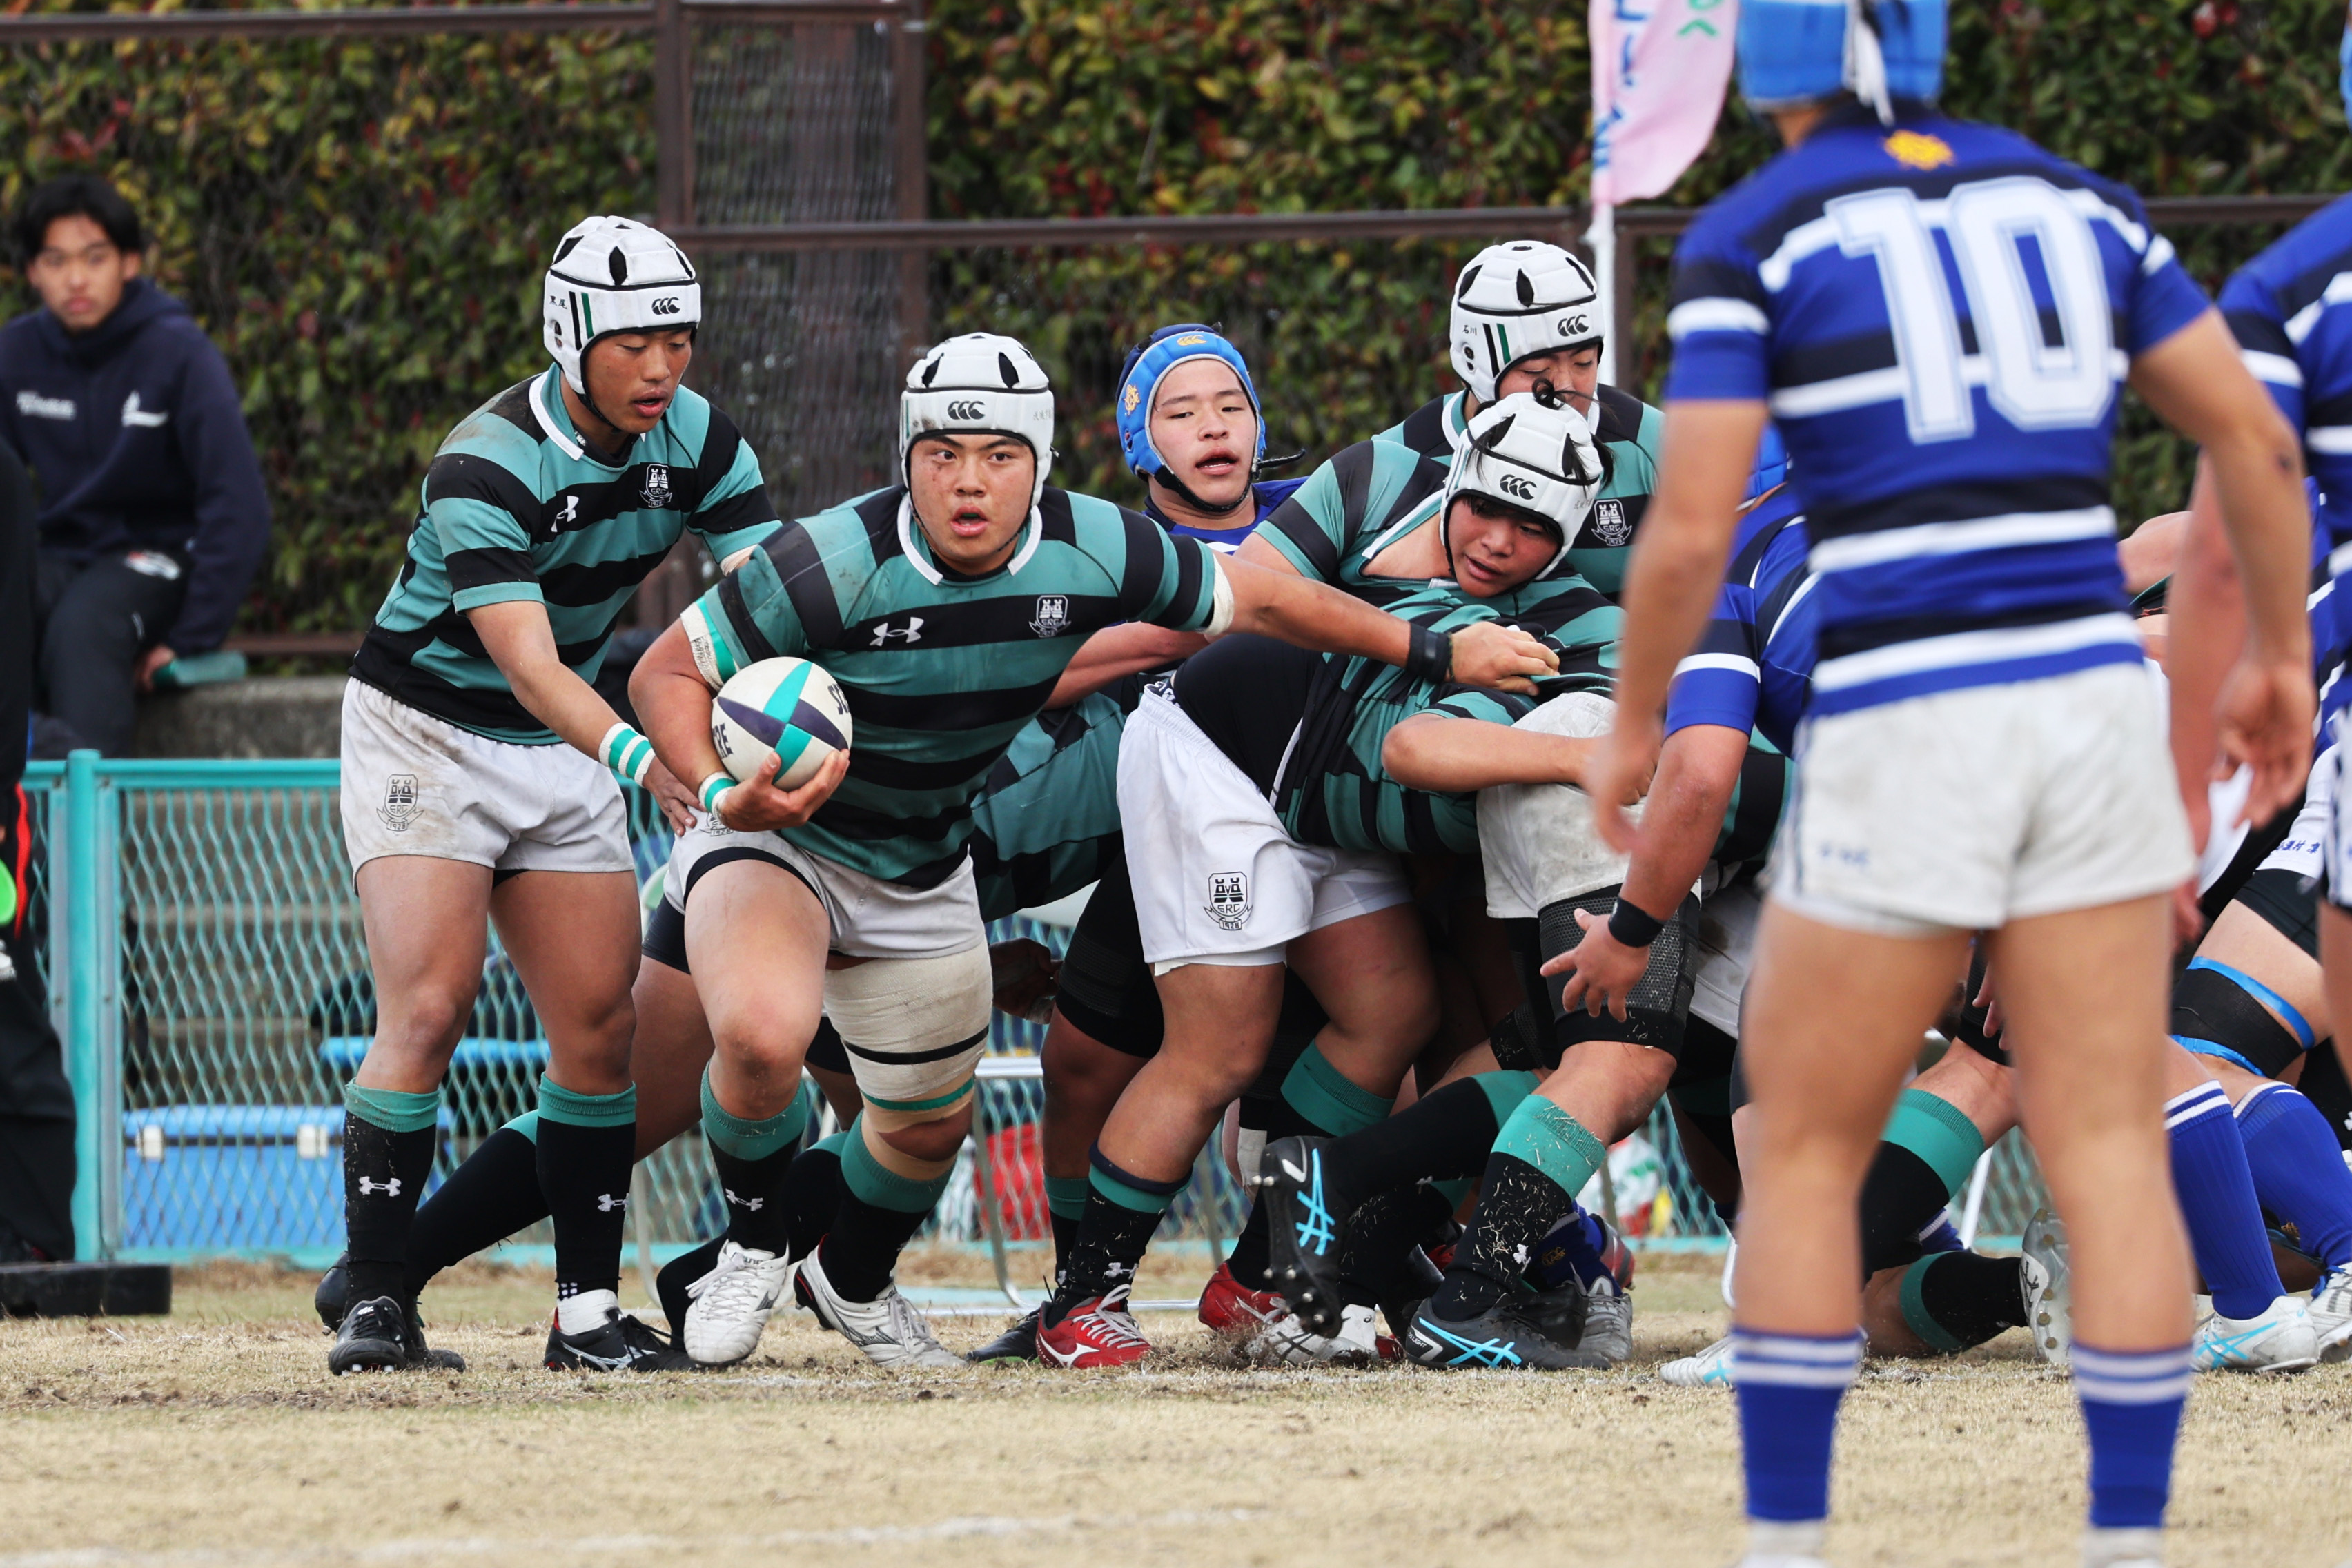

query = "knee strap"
[
  {"left": 1538, "top": 889, "right": 1697, "bottom": 1055},
  {"left": 2171, "top": 960, "right": 2310, "bottom": 1081},
  {"left": 825, "top": 945, "right": 994, "bottom": 1112}
]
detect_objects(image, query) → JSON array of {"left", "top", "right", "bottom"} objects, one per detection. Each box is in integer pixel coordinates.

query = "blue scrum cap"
[
  {"left": 1114, "top": 324, "right": 1266, "bottom": 479},
  {"left": 1737, "top": 0, "right": 1946, "bottom": 123}
]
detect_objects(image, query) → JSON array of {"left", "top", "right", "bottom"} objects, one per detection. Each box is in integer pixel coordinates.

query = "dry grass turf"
[{"left": 2, "top": 1248, "right": 2348, "bottom": 1568}]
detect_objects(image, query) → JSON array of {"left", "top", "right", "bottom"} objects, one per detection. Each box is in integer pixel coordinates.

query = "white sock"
[
  {"left": 556, "top": 1288, "right": 620, "bottom": 1337},
  {"left": 1744, "top": 1519, "right": 1826, "bottom": 1564},
  {"left": 2083, "top": 1526, "right": 2164, "bottom": 1567}
]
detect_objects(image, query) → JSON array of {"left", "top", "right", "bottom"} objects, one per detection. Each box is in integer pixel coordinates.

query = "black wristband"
[
  {"left": 1607, "top": 899, "right": 1667, "bottom": 948},
  {"left": 1403, "top": 623, "right": 1451, "bottom": 685}
]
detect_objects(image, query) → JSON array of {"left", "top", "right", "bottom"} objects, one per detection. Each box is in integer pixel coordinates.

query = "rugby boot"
[
  {"left": 545, "top": 1304, "right": 694, "bottom": 1371},
  {"left": 1258, "top": 1136, "right": 1349, "bottom": 1335},
  {"left": 967, "top": 1304, "right": 1043, "bottom": 1364},
  {"left": 2308, "top": 1266, "right": 2352, "bottom": 1363},
  {"left": 1730, "top": 1521, "right": 1829, "bottom": 1568},
  {"left": 793, "top": 1248, "right": 963, "bottom": 1370},
  {"left": 1660, "top": 1333, "right": 1734, "bottom": 1389},
  {"left": 400, "top": 1304, "right": 467, "bottom": 1371},
  {"left": 1197, "top": 1258, "right": 1284, "bottom": 1337},
  {"left": 2021, "top": 1208, "right": 2072, "bottom": 1368},
  {"left": 1245, "top": 1301, "right": 1398, "bottom": 1366},
  {"left": 681, "top": 1239, "right": 794, "bottom": 1366},
  {"left": 1576, "top": 1275, "right": 1634, "bottom": 1366},
  {"left": 1035, "top": 1285, "right": 1153, "bottom": 1369},
  {"left": 2192, "top": 1295, "right": 2319, "bottom": 1373},
  {"left": 314, "top": 1252, "right": 351, "bottom": 1331},
  {"left": 1401, "top": 1293, "right": 1609, "bottom": 1370},
  {"left": 326, "top": 1294, "right": 410, "bottom": 1375},
  {"left": 2081, "top": 1526, "right": 2166, "bottom": 1568}
]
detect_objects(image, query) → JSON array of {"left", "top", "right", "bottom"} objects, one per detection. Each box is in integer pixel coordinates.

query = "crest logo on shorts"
[
  {"left": 1587, "top": 498, "right": 1631, "bottom": 547},
  {"left": 1030, "top": 594, "right": 1072, "bottom": 638},
  {"left": 641, "top": 464, "right": 672, "bottom": 509},
  {"left": 1206, "top": 872, "right": 1251, "bottom": 931},
  {"left": 376, "top": 774, "right": 420, "bottom": 833}
]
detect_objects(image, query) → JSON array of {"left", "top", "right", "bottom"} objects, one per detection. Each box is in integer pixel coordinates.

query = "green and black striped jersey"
[
  {"left": 683, "top": 485, "right": 1222, "bottom": 888},
  {"left": 1371, "top": 384, "right": 1663, "bottom": 596},
  {"left": 966, "top": 682, "right": 1139, "bottom": 921},
  {"left": 353, "top": 367, "right": 778, "bottom": 743},
  {"left": 1275, "top": 585, "right": 1621, "bottom": 857}
]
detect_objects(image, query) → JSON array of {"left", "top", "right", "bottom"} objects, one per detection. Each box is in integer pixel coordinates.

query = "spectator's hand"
[
  {"left": 644, "top": 757, "right": 698, "bottom": 834},
  {"left": 135, "top": 645, "right": 176, "bottom": 693}
]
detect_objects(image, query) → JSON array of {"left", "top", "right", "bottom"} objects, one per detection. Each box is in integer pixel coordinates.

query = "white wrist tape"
[
  {"left": 698, "top": 772, "right": 734, "bottom": 814},
  {"left": 1203, "top": 552, "right": 1238, "bottom": 640},
  {"left": 598, "top": 723, "right": 656, "bottom": 789}
]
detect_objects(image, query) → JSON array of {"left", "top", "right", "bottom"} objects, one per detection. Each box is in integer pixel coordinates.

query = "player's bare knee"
[{"left": 876, "top": 1104, "right": 973, "bottom": 1165}]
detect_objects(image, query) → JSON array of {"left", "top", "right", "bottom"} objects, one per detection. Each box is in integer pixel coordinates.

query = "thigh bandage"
[
  {"left": 824, "top": 944, "right": 994, "bottom": 1124},
  {"left": 1479, "top": 692, "right": 1638, "bottom": 919}
]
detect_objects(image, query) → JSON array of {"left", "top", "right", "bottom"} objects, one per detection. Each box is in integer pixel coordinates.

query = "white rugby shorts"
[
  {"left": 338, "top": 678, "right": 631, "bottom": 880},
  {"left": 2319, "top": 725, "right": 2352, "bottom": 912},
  {"left": 1118, "top": 687, "right": 1411, "bottom": 971},
  {"left": 662, "top": 814, "right": 986, "bottom": 960},
  {"left": 1770, "top": 662, "right": 2193, "bottom": 934},
  {"left": 1688, "top": 876, "right": 1765, "bottom": 1037}
]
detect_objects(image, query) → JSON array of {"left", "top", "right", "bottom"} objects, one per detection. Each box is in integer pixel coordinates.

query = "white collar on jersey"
[
  {"left": 530, "top": 366, "right": 640, "bottom": 469},
  {"left": 895, "top": 493, "right": 1044, "bottom": 586}
]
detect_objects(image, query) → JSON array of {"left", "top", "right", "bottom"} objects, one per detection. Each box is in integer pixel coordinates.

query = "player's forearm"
[
  {"left": 1381, "top": 716, "right": 1593, "bottom": 792},
  {"left": 2163, "top": 471, "right": 2246, "bottom": 801},
  {"left": 1617, "top": 727, "right": 1743, "bottom": 919},
  {"left": 1048, "top": 623, "right": 1205, "bottom": 707},
  {"left": 2199, "top": 418, "right": 2311, "bottom": 667},
  {"left": 467, "top": 600, "right": 631, "bottom": 761},
  {"left": 1226, "top": 560, "right": 1413, "bottom": 666},
  {"left": 630, "top": 623, "right": 730, "bottom": 789}
]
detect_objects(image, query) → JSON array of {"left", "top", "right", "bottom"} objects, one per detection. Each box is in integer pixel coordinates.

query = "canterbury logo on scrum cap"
[
  {"left": 945, "top": 400, "right": 987, "bottom": 420},
  {"left": 651, "top": 296, "right": 683, "bottom": 315}
]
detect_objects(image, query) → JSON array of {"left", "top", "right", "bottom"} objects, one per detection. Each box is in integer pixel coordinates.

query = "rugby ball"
[{"left": 709, "top": 656, "right": 853, "bottom": 790}]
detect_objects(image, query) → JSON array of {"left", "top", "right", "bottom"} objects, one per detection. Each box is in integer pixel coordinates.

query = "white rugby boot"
[
  {"left": 2308, "top": 1266, "right": 2352, "bottom": 1363},
  {"left": 1246, "top": 1301, "right": 1392, "bottom": 1366},
  {"left": 2081, "top": 1525, "right": 2165, "bottom": 1567},
  {"left": 2193, "top": 1295, "right": 2319, "bottom": 1373},
  {"left": 793, "top": 1248, "right": 963, "bottom": 1370},
  {"left": 1729, "top": 1519, "right": 1828, "bottom": 1567},
  {"left": 2021, "top": 1208, "right": 2073, "bottom": 1368},
  {"left": 1662, "top": 1333, "right": 1734, "bottom": 1389},
  {"left": 682, "top": 1239, "right": 793, "bottom": 1366}
]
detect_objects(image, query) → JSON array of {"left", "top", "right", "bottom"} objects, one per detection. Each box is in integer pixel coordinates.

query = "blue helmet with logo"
[
  {"left": 1738, "top": 0, "right": 1945, "bottom": 122},
  {"left": 1115, "top": 324, "right": 1267, "bottom": 487}
]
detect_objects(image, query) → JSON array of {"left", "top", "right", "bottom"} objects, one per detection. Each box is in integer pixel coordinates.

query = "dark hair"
[{"left": 14, "top": 175, "right": 145, "bottom": 266}]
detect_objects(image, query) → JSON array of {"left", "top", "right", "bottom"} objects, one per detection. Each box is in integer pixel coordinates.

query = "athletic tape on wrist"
[
  {"left": 598, "top": 723, "right": 656, "bottom": 789},
  {"left": 1402, "top": 622, "right": 1452, "bottom": 685},
  {"left": 1607, "top": 898, "right": 1666, "bottom": 948},
  {"left": 698, "top": 772, "right": 733, "bottom": 814}
]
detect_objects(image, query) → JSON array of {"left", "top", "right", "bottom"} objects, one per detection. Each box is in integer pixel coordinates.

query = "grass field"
[{"left": 3, "top": 1248, "right": 2347, "bottom": 1568}]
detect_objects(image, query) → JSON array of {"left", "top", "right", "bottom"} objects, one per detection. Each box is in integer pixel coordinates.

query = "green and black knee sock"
[
  {"left": 403, "top": 1110, "right": 548, "bottom": 1300},
  {"left": 1228, "top": 1041, "right": 1398, "bottom": 1286},
  {"left": 700, "top": 1069, "right": 812, "bottom": 1257},
  {"left": 1431, "top": 1096, "right": 1608, "bottom": 1320},
  {"left": 1860, "top": 1088, "right": 1986, "bottom": 1277},
  {"left": 343, "top": 1084, "right": 442, "bottom": 1306},
  {"left": 818, "top": 1116, "right": 956, "bottom": 1302},
  {"left": 1046, "top": 1175, "right": 1090, "bottom": 1287},
  {"left": 537, "top": 1075, "right": 638, "bottom": 1304},
  {"left": 1897, "top": 1251, "right": 2026, "bottom": 1352},
  {"left": 1319, "top": 1071, "right": 1538, "bottom": 1215},
  {"left": 1044, "top": 1146, "right": 1184, "bottom": 1326}
]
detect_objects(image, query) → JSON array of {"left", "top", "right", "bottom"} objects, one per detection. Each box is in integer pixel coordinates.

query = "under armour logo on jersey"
[
  {"left": 946, "top": 400, "right": 986, "bottom": 420},
  {"left": 356, "top": 1177, "right": 402, "bottom": 1197},
  {"left": 1498, "top": 473, "right": 1538, "bottom": 501},
  {"left": 595, "top": 1193, "right": 627, "bottom": 1213},
  {"left": 551, "top": 494, "right": 580, "bottom": 533},
  {"left": 724, "top": 1188, "right": 764, "bottom": 1211},
  {"left": 1029, "top": 594, "right": 1071, "bottom": 638},
  {"left": 871, "top": 618, "right": 925, "bottom": 645}
]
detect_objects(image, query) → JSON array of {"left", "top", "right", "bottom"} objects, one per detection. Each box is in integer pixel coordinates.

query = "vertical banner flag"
[{"left": 1589, "top": 0, "right": 1739, "bottom": 381}]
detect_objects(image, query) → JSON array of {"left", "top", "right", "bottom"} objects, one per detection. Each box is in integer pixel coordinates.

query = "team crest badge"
[
  {"left": 1587, "top": 498, "right": 1631, "bottom": 547},
  {"left": 1206, "top": 872, "right": 1251, "bottom": 932},
  {"left": 640, "top": 464, "right": 673, "bottom": 508},
  {"left": 1883, "top": 130, "right": 1954, "bottom": 170},
  {"left": 377, "top": 774, "right": 420, "bottom": 832},
  {"left": 1030, "top": 594, "right": 1072, "bottom": 638}
]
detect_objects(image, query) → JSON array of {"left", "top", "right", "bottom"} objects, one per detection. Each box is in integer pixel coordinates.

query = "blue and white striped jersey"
[
  {"left": 2220, "top": 196, "right": 2352, "bottom": 727},
  {"left": 1664, "top": 484, "right": 1819, "bottom": 755},
  {"left": 1665, "top": 107, "right": 2210, "bottom": 717}
]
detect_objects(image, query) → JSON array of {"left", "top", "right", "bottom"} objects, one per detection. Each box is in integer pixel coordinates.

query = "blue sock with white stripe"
[
  {"left": 1732, "top": 1328, "right": 1863, "bottom": 1527},
  {"left": 2236, "top": 1084, "right": 2352, "bottom": 1273},
  {"left": 2164, "top": 1083, "right": 2282, "bottom": 1320},
  {"left": 2072, "top": 1341, "right": 2190, "bottom": 1530}
]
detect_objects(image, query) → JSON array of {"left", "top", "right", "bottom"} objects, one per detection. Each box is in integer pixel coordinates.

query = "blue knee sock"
[
  {"left": 2072, "top": 1342, "right": 2190, "bottom": 1529},
  {"left": 1732, "top": 1329, "right": 1863, "bottom": 1525},
  {"left": 2237, "top": 1084, "right": 2352, "bottom": 1273},
  {"left": 2164, "top": 1083, "right": 2282, "bottom": 1320}
]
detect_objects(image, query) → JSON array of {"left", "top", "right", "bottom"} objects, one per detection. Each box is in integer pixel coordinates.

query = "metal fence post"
[{"left": 60, "top": 749, "right": 108, "bottom": 1260}]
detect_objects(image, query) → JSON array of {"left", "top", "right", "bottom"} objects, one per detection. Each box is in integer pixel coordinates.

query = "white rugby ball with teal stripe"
[{"left": 710, "top": 657, "right": 853, "bottom": 790}]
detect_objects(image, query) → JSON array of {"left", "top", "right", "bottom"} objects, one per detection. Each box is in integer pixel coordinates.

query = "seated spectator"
[{"left": 0, "top": 173, "right": 270, "bottom": 756}]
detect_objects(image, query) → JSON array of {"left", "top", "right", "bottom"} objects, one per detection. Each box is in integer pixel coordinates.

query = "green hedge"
[{"left": 3, "top": 1, "right": 2345, "bottom": 631}]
